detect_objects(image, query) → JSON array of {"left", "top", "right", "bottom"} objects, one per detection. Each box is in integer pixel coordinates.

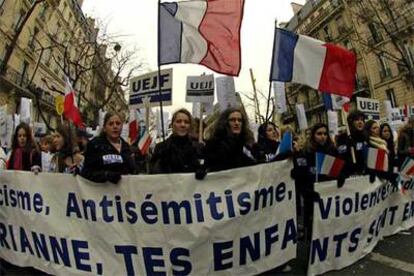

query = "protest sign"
[
  {"left": 186, "top": 74, "right": 214, "bottom": 103},
  {"left": 216, "top": 76, "right": 237, "bottom": 111},
  {"left": 309, "top": 177, "right": 414, "bottom": 275},
  {"left": 356, "top": 97, "right": 380, "bottom": 120},
  {"left": 0, "top": 161, "right": 297, "bottom": 275},
  {"left": 129, "top": 69, "right": 173, "bottom": 108}
]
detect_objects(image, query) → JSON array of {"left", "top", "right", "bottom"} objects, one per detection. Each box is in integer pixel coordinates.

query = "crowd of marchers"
[{"left": 1, "top": 106, "right": 413, "bottom": 274}]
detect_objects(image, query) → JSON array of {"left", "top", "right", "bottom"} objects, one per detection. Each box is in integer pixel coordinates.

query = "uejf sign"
[
  {"left": 129, "top": 69, "right": 173, "bottom": 108},
  {"left": 356, "top": 97, "right": 380, "bottom": 120},
  {"left": 186, "top": 74, "right": 214, "bottom": 103}
]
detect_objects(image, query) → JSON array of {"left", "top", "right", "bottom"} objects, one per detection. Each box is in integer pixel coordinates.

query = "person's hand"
[
  {"left": 106, "top": 171, "right": 122, "bottom": 184},
  {"left": 31, "top": 165, "right": 41, "bottom": 175}
]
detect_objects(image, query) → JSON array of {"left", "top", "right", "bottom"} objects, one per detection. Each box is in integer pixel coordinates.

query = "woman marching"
[
  {"left": 252, "top": 121, "right": 281, "bottom": 162},
  {"left": 81, "top": 112, "right": 136, "bottom": 183},
  {"left": 150, "top": 108, "right": 204, "bottom": 175},
  {"left": 7, "top": 122, "right": 41, "bottom": 171},
  {"left": 50, "top": 123, "right": 84, "bottom": 173}
]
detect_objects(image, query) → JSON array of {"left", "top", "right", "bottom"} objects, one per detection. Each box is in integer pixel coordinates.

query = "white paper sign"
[
  {"left": 186, "top": 74, "right": 214, "bottom": 103},
  {"left": 384, "top": 100, "right": 393, "bottom": 121},
  {"left": 327, "top": 110, "right": 338, "bottom": 136},
  {"left": 216, "top": 76, "right": 237, "bottom": 111},
  {"left": 99, "top": 109, "right": 106, "bottom": 129},
  {"left": 19, "top": 97, "right": 32, "bottom": 124},
  {"left": 273, "top": 82, "right": 287, "bottom": 114},
  {"left": 0, "top": 105, "right": 7, "bottom": 137},
  {"left": 357, "top": 97, "right": 380, "bottom": 120},
  {"left": 295, "top": 103, "right": 308, "bottom": 130}
]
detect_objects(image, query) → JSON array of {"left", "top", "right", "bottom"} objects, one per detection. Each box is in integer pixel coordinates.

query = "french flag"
[
  {"left": 322, "top": 92, "right": 350, "bottom": 111},
  {"left": 159, "top": 0, "right": 244, "bottom": 76},
  {"left": 138, "top": 131, "right": 152, "bottom": 155},
  {"left": 316, "top": 152, "right": 345, "bottom": 178},
  {"left": 366, "top": 148, "right": 389, "bottom": 172},
  {"left": 64, "top": 76, "right": 83, "bottom": 127},
  {"left": 270, "top": 28, "right": 356, "bottom": 98},
  {"left": 400, "top": 158, "right": 414, "bottom": 177}
]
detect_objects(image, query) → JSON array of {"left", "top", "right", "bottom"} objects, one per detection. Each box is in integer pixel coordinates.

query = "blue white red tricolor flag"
[
  {"left": 159, "top": 0, "right": 244, "bottom": 76},
  {"left": 322, "top": 92, "right": 350, "bottom": 111},
  {"left": 269, "top": 28, "right": 356, "bottom": 98},
  {"left": 400, "top": 158, "right": 414, "bottom": 177},
  {"left": 316, "top": 152, "right": 345, "bottom": 178},
  {"left": 366, "top": 147, "right": 388, "bottom": 172},
  {"left": 64, "top": 76, "right": 83, "bottom": 128},
  {"left": 138, "top": 131, "right": 152, "bottom": 155}
]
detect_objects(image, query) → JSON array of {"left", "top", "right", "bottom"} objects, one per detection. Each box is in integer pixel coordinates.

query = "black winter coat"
[
  {"left": 81, "top": 136, "right": 136, "bottom": 183},
  {"left": 150, "top": 135, "right": 204, "bottom": 174},
  {"left": 205, "top": 136, "right": 256, "bottom": 172},
  {"left": 336, "top": 131, "right": 367, "bottom": 175},
  {"left": 8, "top": 149, "right": 41, "bottom": 171},
  {"left": 252, "top": 139, "right": 280, "bottom": 163}
]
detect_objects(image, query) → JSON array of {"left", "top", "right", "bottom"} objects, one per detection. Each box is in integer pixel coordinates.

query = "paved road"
[{"left": 263, "top": 227, "right": 414, "bottom": 276}]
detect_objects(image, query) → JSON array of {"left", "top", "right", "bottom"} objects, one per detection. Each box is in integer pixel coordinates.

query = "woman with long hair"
[
  {"left": 380, "top": 123, "right": 396, "bottom": 175},
  {"left": 50, "top": 123, "right": 84, "bottom": 173},
  {"left": 252, "top": 121, "right": 280, "bottom": 162},
  {"left": 81, "top": 112, "right": 136, "bottom": 183},
  {"left": 7, "top": 122, "right": 40, "bottom": 171},
  {"left": 397, "top": 118, "right": 414, "bottom": 167},
  {"left": 150, "top": 108, "right": 204, "bottom": 174},
  {"left": 205, "top": 107, "right": 256, "bottom": 172}
]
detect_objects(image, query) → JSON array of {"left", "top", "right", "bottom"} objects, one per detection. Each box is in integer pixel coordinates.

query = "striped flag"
[
  {"left": 366, "top": 148, "right": 388, "bottom": 172},
  {"left": 400, "top": 158, "right": 414, "bottom": 177},
  {"left": 316, "top": 152, "right": 345, "bottom": 178},
  {"left": 138, "top": 131, "right": 152, "bottom": 155}
]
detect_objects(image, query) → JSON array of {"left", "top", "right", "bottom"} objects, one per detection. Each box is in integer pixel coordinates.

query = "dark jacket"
[
  {"left": 8, "top": 148, "right": 41, "bottom": 171},
  {"left": 150, "top": 135, "right": 204, "bottom": 174},
  {"left": 397, "top": 126, "right": 414, "bottom": 167},
  {"left": 252, "top": 139, "right": 280, "bottom": 163},
  {"left": 205, "top": 136, "right": 256, "bottom": 172},
  {"left": 336, "top": 130, "right": 367, "bottom": 175},
  {"left": 81, "top": 136, "right": 136, "bottom": 183}
]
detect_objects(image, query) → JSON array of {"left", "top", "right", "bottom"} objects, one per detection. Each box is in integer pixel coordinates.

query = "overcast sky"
[{"left": 81, "top": 0, "right": 305, "bottom": 114}]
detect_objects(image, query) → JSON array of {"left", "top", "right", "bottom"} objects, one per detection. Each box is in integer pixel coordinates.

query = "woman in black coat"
[
  {"left": 81, "top": 112, "right": 136, "bottom": 184},
  {"left": 205, "top": 107, "right": 256, "bottom": 172},
  {"left": 252, "top": 122, "right": 280, "bottom": 162},
  {"left": 150, "top": 108, "right": 204, "bottom": 174}
]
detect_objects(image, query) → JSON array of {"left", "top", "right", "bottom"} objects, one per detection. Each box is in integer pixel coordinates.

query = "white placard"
[
  {"left": 295, "top": 103, "right": 308, "bottom": 130},
  {"left": 216, "top": 76, "right": 237, "bottom": 111},
  {"left": 273, "top": 81, "right": 287, "bottom": 114},
  {"left": 186, "top": 74, "right": 214, "bottom": 103},
  {"left": 327, "top": 110, "right": 338, "bottom": 136},
  {"left": 356, "top": 97, "right": 380, "bottom": 120},
  {"left": 19, "top": 97, "right": 32, "bottom": 124}
]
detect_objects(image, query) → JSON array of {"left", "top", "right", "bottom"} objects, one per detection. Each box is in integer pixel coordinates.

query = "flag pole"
[
  {"left": 157, "top": 0, "right": 166, "bottom": 141},
  {"left": 198, "top": 103, "right": 204, "bottom": 143},
  {"left": 266, "top": 19, "right": 278, "bottom": 123}
]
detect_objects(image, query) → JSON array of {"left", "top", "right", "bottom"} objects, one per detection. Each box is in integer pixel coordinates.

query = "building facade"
[
  {"left": 280, "top": 0, "right": 414, "bottom": 129},
  {"left": 0, "top": 0, "right": 127, "bottom": 131}
]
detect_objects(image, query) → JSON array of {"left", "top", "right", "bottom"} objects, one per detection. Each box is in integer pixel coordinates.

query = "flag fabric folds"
[
  {"left": 138, "top": 131, "right": 152, "bottom": 155},
  {"left": 159, "top": 0, "right": 244, "bottom": 76},
  {"left": 316, "top": 152, "right": 345, "bottom": 178},
  {"left": 366, "top": 147, "right": 388, "bottom": 172},
  {"left": 64, "top": 76, "right": 83, "bottom": 127},
  {"left": 269, "top": 28, "right": 356, "bottom": 98},
  {"left": 322, "top": 92, "right": 350, "bottom": 111},
  {"left": 400, "top": 158, "right": 414, "bottom": 177}
]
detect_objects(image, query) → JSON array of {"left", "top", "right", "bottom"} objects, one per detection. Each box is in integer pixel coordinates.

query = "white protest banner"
[
  {"left": 129, "top": 69, "right": 173, "bottom": 108},
  {"left": 327, "top": 111, "right": 338, "bottom": 137},
  {"left": 19, "top": 97, "right": 32, "bottom": 124},
  {"left": 309, "top": 177, "right": 414, "bottom": 275},
  {"left": 0, "top": 161, "right": 297, "bottom": 275},
  {"left": 216, "top": 76, "right": 237, "bottom": 111},
  {"left": 295, "top": 103, "right": 308, "bottom": 130},
  {"left": 186, "top": 74, "right": 214, "bottom": 103},
  {"left": 273, "top": 82, "right": 287, "bottom": 114},
  {"left": 383, "top": 100, "right": 392, "bottom": 121},
  {"left": 356, "top": 97, "right": 380, "bottom": 120}
]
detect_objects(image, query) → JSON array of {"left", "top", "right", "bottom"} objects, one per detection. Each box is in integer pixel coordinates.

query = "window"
[
  {"left": 38, "top": 3, "right": 48, "bottom": 20},
  {"left": 368, "top": 23, "right": 382, "bottom": 44},
  {"left": 14, "top": 9, "right": 26, "bottom": 31},
  {"left": 20, "top": 60, "right": 29, "bottom": 86},
  {"left": 323, "top": 25, "right": 331, "bottom": 41},
  {"left": 386, "top": 88, "right": 397, "bottom": 107},
  {"left": 378, "top": 54, "right": 391, "bottom": 79},
  {"left": 42, "top": 48, "right": 52, "bottom": 65},
  {"left": 403, "top": 43, "right": 414, "bottom": 68},
  {"left": 28, "top": 27, "right": 39, "bottom": 49}
]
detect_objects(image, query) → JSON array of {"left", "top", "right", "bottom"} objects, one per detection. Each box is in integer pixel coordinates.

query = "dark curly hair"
[
  {"left": 12, "top": 122, "right": 36, "bottom": 151},
  {"left": 211, "top": 107, "right": 254, "bottom": 144},
  {"left": 306, "top": 123, "right": 335, "bottom": 153},
  {"left": 257, "top": 122, "right": 278, "bottom": 144}
]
